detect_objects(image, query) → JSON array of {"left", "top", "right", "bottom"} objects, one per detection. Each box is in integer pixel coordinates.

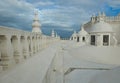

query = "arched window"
[
  {"left": 77, "top": 37, "right": 79, "bottom": 42},
  {"left": 82, "top": 37, "right": 85, "bottom": 42},
  {"left": 71, "top": 37, "right": 73, "bottom": 40}
]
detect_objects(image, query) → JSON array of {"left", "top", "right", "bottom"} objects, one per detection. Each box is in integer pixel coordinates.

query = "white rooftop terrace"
[{"left": 0, "top": 41, "right": 120, "bottom": 83}]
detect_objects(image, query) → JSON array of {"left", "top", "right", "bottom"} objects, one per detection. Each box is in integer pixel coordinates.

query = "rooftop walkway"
[{"left": 0, "top": 42, "right": 62, "bottom": 83}]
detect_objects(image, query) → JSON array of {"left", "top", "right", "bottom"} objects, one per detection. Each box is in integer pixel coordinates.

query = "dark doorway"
[
  {"left": 77, "top": 37, "right": 79, "bottom": 42},
  {"left": 82, "top": 37, "right": 85, "bottom": 42},
  {"left": 91, "top": 35, "right": 95, "bottom": 45},
  {"left": 103, "top": 35, "right": 109, "bottom": 46},
  {"left": 71, "top": 37, "right": 73, "bottom": 40}
]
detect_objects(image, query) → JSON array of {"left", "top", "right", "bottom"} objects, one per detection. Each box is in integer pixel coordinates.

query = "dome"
[
  {"left": 78, "top": 25, "right": 88, "bottom": 36},
  {"left": 90, "top": 18, "right": 113, "bottom": 33}
]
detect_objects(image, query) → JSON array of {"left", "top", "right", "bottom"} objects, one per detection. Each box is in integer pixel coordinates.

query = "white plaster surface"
[
  {"left": 61, "top": 41, "right": 118, "bottom": 83},
  {"left": 90, "top": 67, "right": 120, "bottom": 83},
  {"left": 0, "top": 42, "right": 62, "bottom": 83}
]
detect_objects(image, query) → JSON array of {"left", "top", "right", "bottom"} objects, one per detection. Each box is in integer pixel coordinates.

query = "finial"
[{"left": 81, "top": 24, "right": 85, "bottom": 31}]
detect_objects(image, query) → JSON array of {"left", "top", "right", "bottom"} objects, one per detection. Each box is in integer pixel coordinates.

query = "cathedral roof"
[{"left": 90, "top": 18, "right": 113, "bottom": 33}]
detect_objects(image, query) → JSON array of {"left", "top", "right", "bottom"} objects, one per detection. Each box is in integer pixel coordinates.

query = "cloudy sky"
[{"left": 0, "top": 0, "right": 120, "bottom": 38}]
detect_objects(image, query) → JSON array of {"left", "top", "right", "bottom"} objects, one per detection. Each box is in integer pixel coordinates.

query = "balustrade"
[{"left": 0, "top": 26, "right": 60, "bottom": 72}]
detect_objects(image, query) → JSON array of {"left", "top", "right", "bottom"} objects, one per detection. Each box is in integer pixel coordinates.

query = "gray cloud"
[
  {"left": 107, "top": 0, "right": 120, "bottom": 9},
  {"left": 33, "top": 1, "right": 54, "bottom": 7},
  {"left": 0, "top": 0, "right": 119, "bottom": 37},
  {"left": 0, "top": 0, "right": 34, "bottom": 31}
]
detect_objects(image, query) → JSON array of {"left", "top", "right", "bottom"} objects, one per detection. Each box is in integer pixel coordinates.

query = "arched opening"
[
  {"left": 0, "top": 35, "right": 8, "bottom": 70},
  {"left": 27, "top": 37, "right": 31, "bottom": 56},
  {"left": 82, "top": 37, "right": 85, "bottom": 42},
  {"left": 77, "top": 37, "right": 79, "bottom": 42},
  {"left": 20, "top": 36, "right": 26, "bottom": 59}
]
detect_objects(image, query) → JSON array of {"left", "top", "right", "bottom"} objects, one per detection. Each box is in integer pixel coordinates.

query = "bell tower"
[{"left": 32, "top": 11, "right": 42, "bottom": 33}]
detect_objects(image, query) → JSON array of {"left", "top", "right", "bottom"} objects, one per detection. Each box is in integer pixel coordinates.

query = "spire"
[
  {"left": 34, "top": 11, "right": 39, "bottom": 21},
  {"left": 74, "top": 30, "right": 76, "bottom": 34},
  {"left": 55, "top": 32, "right": 58, "bottom": 38},
  {"left": 102, "top": 12, "right": 106, "bottom": 16},
  {"left": 81, "top": 25, "right": 85, "bottom": 31},
  {"left": 32, "top": 11, "right": 42, "bottom": 33}
]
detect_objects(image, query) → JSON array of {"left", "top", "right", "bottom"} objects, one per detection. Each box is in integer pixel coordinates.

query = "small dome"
[
  {"left": 72, "top": 31, "right": 77, "bottom": 37},
  {"left": 90, "top": 18, "right": 113, "bottom": 33},
  {"left": 32, "top": 21, "right": 40, "bottom": 27},
  {"left": 78, "top": 25, "right": 88, "bottom": 36}
]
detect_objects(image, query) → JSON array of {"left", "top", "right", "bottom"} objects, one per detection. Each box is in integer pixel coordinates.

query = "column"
[
  {"left": 14, "top": 35, "right": 23, "bottom": 63},
  {"left": 2, "top": 35, "right": 15, "bottom": 70},
  {"left": 109, "top": 34, "right": 111, "bottom": 46},
  {"left": 32, "top": 37, "right": 35, "bottom": 54},
  {"left": 35, "top": 36, "right": 38, "bottom": 52}
]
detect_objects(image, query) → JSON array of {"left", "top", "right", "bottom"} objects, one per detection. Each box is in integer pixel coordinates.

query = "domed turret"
[
  {"left": 70, "top": 31, "right": 77, "bottom": 41},
  {"left": 89, "top": 17, "right": 114, "bottom": 46},
  {"left": 78, "top": 25, "right": 88, "bottom": 36},
  {"left": 32, "top": 11, "right": 42, "bottom": 33},
  {"left": 77, "top": 25, "right": 89, "bottom": 43}
]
